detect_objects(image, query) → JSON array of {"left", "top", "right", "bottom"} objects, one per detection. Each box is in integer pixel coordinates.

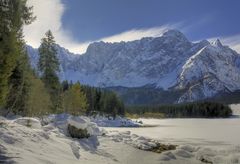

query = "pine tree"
[
  {"left": 6, "top": 51, "right": 32, "bottom": 115},
  {"left": 26, "top": 73, "right": 52, "bottom": 117},
  {"left": 0, "top": 0, "right": 35, "bottom": 112},
  {"left": 38, "top": 30, "right": 61, "bottom": 112},
  {"left": 63, "top": 83, "right": 88, "bottom": 115},
  {"left": 94, "top": 89, "right": 101, "bottom": 111},
  {"left": 62, "top": 80, "right": 69, "bottom": 91}
]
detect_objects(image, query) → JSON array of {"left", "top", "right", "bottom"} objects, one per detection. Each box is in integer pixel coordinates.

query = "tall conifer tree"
[
  {"left": 63, "top": 82, "right": 88, "bottom": 115},
  {"left": 38, "top": 30, "right": 61, "bottom": 112},
  {"left": 0, "top": 0, "right": 35, "bottom": 113}
]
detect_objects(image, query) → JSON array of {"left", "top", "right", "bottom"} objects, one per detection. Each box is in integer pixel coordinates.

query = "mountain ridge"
[{"left": 26, "top": 29, "right": 240, "bottom": 103}]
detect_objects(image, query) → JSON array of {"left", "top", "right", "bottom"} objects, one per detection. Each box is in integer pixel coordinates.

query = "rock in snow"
[
  {"left": 26, "top": 29, "right": 240, "bottom": 102},
  {"left": 90, "top": 115, "right": 141, "bottom": 127},
  {"left": 68, "top": 116, "right": 101, "bottom": 137}
]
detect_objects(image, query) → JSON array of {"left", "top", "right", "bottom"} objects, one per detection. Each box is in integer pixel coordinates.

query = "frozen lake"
[{"left": 107, "top": 104, "right": 240, "bottom": 147}]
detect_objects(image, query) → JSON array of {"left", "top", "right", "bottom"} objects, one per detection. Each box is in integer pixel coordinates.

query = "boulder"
[{"left": 67, "top": 116, "right": 101, "bottom": 139}]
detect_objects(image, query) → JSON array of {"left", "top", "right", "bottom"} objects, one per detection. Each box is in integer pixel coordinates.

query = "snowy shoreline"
[{"left": 1, "top": 114, "right": 240, "bottom": 164}]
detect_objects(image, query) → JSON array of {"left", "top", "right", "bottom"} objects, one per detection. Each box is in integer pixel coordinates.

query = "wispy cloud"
[
  {"left": 23, "top": 0, "right": 181, "bottom": 54},
  {"left": 99, "top": 25, "right": 179, "bottom": 43},
  {"left": 180, "top": 13, "right": 217, "bottom": 35}
]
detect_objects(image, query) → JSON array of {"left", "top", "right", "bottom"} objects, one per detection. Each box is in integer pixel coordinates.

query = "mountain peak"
[
  {"left": 199, "top": 39, "right": 210, "bottom": 45},
  {"left": 162, "top": 29, "right": 189, "bottom": 42},
  {"left": 211, "top": 39, "right": 223, "bottom": 47},
  {"left": 162, "top": 29, "right": 184, "bottom": 37}
]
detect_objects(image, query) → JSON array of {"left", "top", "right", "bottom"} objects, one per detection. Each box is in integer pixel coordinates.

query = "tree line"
[
  {"left": 82, "top": 85, "right": 125, "bottom": 117},
  {"left": 62, "top": 82, "right": 125, "bottom": 118},
  {"left": 126, "top": 102, "right": 232, "bottom": 118},
  {"left": 0, "top": 0, "right": 124, "bottom": 118}
]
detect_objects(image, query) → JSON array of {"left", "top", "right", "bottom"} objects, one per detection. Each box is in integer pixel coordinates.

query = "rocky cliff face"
[
  {"left": 27, "top": 30, "right": 240, "bottom": 102},
  {"left": 177, "top": 39, "right": 240, "bottom": 102}
]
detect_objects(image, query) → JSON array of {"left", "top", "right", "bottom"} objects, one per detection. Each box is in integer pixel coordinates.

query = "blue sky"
[
  {"left": 61, "top": 0, "right": 239, "bottom": 41},
  {"left": 24, "top": 0, "right": 240, "bottom": 54}
]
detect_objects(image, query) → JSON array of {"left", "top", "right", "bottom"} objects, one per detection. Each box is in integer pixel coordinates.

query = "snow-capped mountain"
[
  {"left": 27, "top": 30, "right": 240, "bottom": 103},
  {"left": 177, "top": 39, "right": 240, "bottom": 102}
]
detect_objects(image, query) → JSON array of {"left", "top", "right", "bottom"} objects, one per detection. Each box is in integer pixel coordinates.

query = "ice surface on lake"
[{"left": 107, "top": 105, "right": 240, "bottom": 147}]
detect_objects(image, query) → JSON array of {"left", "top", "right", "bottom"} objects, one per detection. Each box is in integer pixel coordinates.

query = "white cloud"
[
  {"left": 99, "top": 25, "right": 176, "bottom": 43},
  {"left": 23, "top": 0, "right": 85, "bottom": 54},
  {"left": 23, "top": 0, "right": 180, "bottom": 54}
]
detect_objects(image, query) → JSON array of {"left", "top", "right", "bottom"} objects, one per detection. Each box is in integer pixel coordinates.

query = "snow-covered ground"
[
  {"left": 0, "top": 114, "right": 157, "bottom": 164},
  {"left": 90, "top": 115, "right": 142, "bottom": 127},
  {"left": 1, "top": 106, "right": 240, "bottom": 164}
]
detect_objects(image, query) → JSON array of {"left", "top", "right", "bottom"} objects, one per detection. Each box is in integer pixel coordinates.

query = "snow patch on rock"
[
  {"left": 68, "top": 116, "right": 101, "bottom": 136},
  {"left": 90, "top": 115, "right": 141, "bottom": 127}
]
